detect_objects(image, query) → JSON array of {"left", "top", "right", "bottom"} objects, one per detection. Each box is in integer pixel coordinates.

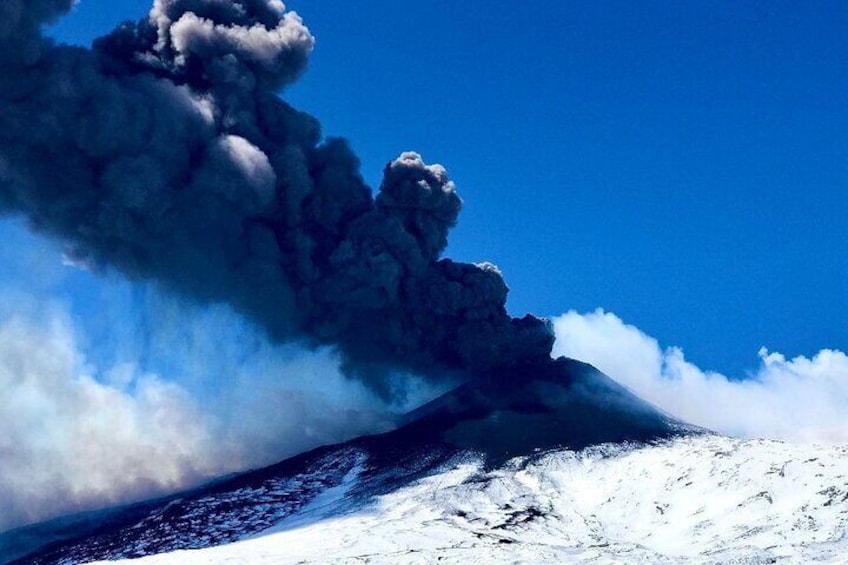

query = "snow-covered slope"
[
  {"left": 7, "top": 358, "right": 846, "bottom": 564},
  {"left": 6, "top": 357, "right": 695, "bottom": 564},
  {"left": 86, "top": 435, "right": 848, "bottom": 564}
]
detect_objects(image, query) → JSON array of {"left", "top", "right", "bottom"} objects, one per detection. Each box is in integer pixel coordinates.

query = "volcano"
[
  {"left": 2, "top": 358, "right": 697, "bottom": 564},
  {"left": 3, "top": 359, "right": 848, "bottom": 564}
]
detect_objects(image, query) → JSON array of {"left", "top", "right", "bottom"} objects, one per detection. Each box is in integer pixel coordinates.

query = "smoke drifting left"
[{"left": 0, "top": 0, "right": 553, "bottom": 397}]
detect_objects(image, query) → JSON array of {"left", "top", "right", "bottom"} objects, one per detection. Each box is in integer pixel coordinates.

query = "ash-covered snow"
[{"left": 83, "top": 435, "right": 848, "bottom": 564}]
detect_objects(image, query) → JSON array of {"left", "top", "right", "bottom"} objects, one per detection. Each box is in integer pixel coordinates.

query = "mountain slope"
[
  {"left": 3, "top": 358, "right": 699, "bottom": 564},
  {"left": 89, "top": 435, "right": 848, "bottom": 564}
]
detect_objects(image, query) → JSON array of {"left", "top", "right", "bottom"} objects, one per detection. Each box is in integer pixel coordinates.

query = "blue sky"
[{"left": 45, "top": 0, "right": 848, "bottom": 376}]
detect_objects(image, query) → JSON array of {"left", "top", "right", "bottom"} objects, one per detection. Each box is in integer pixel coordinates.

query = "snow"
[
  {"left": 248, "top": 453, "right": 366, "bottom": 535},
  {"left": 85, "top": 435, "right": 848, "bottom": 564}
]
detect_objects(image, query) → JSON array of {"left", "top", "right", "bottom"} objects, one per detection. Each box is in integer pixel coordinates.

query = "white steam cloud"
[
  {"left": 553, "top": 309, "right": 848, "bottom": 444},
  {"left": 0, "top": 308, "right": 218, "bottom": 531},
  {"left": 0, "top": 296, "right": 403, "bottom": 533}
]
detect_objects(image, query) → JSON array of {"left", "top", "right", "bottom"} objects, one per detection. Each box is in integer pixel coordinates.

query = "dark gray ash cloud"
[{"left": 0, "top": 0, "right": 554, "bottom": 395}]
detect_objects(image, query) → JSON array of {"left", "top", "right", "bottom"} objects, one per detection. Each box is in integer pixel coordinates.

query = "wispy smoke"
[
  {"left": 0, "top": 304, "right": 399, "bottom": 532},
  {"left": 0, "top": 222, "right": 413, "bottom": 532},
  {"left": 553, "top": 309, "right": 848, "bottom": 443},
  {"left": 0, "top": 0, "right": 553, "bottom": 397},
  {"left": 0, "top": 307, "right": 218, "bottom": 532}
]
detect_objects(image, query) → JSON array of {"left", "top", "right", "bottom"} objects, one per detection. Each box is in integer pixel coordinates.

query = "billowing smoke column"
[{"left": 0, "top": 0, "right": 553, "bottom": 394}]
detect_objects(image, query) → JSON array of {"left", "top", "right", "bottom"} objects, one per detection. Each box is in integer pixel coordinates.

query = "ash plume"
[{"left": 0, "top": 0, "right": 553, "bottom": 393}]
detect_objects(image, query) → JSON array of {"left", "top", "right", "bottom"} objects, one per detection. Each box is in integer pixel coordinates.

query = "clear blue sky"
[{"left": 45, "top": 0, "right": 848, "bottom": 377}]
